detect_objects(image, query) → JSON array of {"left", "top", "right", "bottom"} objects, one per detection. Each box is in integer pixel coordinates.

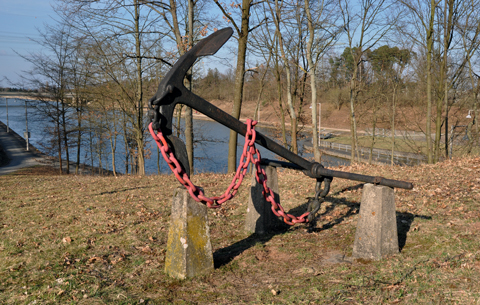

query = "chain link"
[{"left": 149, "top": 119, "right": 309, "bottom": 225}]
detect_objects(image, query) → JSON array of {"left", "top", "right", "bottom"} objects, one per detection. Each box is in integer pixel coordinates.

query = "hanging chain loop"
[{"left": 149, "top": 119, "right": 310, "bottom": 225}]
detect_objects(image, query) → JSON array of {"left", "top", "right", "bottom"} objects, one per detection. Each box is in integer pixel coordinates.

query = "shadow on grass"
[
  {"left": 98, "top": 186, "right": 152, "bottom": 195},
  {"left": 213, "top": 182, "right": 432, "bottom": 267},
  {"left": 213, "top": 184, "right": 364, "bottom": 268},
  {"left": 213, "top": 201, "right": 308, "bottom": 269},
  {"left": 326, "top": 183, "right": 433, "bottom": 251},
  {"left": 396, "top": 212, "right": 432, "bottom": 251},
  {"left": 307, "top": 195, "right": 360, "bottom": 232}
]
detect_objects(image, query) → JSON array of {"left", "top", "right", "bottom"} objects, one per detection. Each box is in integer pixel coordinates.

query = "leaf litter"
[{"left": 0, "top": 157, "right": 479, "bottom": 303}]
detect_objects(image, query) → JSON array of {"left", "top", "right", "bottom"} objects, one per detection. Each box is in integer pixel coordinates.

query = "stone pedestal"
[
  {"left": 164, "top": 187, "right": 213, "bottom": 279},
  {"left": 245, "top": 165, "right": 285, "bottom": 234},
  {"left": 352, "top": 184, "right": 399, "bottom": 260}
]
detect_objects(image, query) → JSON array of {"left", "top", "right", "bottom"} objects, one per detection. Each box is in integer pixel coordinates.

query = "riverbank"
[
  {"left": 0, "top": 120, "right": 116, "bottom": 176},
  {"left": 190, "top": 110, "right": 425, "bottom": 166}
]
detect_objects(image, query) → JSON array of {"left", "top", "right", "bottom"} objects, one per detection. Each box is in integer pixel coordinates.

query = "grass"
[{"left": 1, "top": 157, "right": 480, "bottom": 304}]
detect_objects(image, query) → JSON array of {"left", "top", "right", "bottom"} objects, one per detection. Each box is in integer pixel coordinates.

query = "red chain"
[{"left": 148, "top": 119, "right": 309, "bottom": 225}]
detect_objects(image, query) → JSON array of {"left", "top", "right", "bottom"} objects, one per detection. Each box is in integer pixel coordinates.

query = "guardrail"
[{"left": 319, "top": 140, "right": 426, "bottom": 165}]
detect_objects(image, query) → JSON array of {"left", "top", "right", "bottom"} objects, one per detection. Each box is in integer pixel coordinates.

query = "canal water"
[{"left": 0, "top": 98, "right": 349, "bottom": 174}]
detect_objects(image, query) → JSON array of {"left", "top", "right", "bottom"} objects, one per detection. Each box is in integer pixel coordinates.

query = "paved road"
[{"left": 0, "top": 122, "right": 48, "bottom": 175}]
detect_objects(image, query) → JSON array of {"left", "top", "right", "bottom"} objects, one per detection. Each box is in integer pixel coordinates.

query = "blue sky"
[
  {"left": 0, "top": 0, "right": 54, "bottom": 86},
  {"left": 0, "top": 0, "right": 229, "bottom": 88}
]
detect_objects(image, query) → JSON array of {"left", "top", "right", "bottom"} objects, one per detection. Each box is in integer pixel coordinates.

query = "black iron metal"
[
  {"left": 306, "top": 177, "right": 333, "bottom": 222},
  {"left": 148, "top": 27, "right": 414, "bottom": 191}
]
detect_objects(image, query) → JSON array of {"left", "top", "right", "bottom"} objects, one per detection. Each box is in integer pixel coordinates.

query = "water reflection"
[{"left": 0, "top": 97, "right": 349, "bottom": 174}]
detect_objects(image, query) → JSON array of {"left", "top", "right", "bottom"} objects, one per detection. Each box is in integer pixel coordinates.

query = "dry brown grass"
[{"left": 1, "top": 158, "right": 480, "bottom": 304}]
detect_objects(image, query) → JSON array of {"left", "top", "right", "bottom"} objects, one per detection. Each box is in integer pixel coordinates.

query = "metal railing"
[{"left": 319, "top": 140, "right": 426, "bottom": 165}]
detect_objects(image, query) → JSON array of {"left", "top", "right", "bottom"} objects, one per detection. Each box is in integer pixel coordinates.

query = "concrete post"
[
  {"left": 245, "top": 165, "right": 285, "bottom": 234},
  {"left": 164, "top": 187, "right": 213, "bottom": 279},
  {"left": 352, "top": 184, "right": 399, "bottom": 260}
]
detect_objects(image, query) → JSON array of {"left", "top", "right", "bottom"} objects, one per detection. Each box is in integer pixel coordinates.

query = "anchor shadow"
[
  {"left": 213, "top": 183, "right": 432, "bottom": 267},
  {"left": 213, "top": 200, "right": 308, "bottom": 269},
  {"left": 306, "top": 195, "right": 361, "bottom": 234},
  {"left": 313, "top": 183, "right": 432, "bottom": 251},
  {"left": 305, "top": 182, "right": 365, "bottom": 232}
]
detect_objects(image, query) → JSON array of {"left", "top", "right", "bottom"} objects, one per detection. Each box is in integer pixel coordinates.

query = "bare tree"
[
  {"left": 19, "top": 21, "right": 81, "bottom": 174},
  {"left": 142, "top": 0, "right": 208, "bottom": 175},
  {"left": 338, "top": 0, "right": 397, "bottom": 163},
  {"left": 304, "top": 0, "right": 339, "bottom": 162},
  {"left": 213, "top": 0, "right": 255, "bottom": 172},
  {"left": 57, "top": 0, "right": 165, "bottom": 175}
]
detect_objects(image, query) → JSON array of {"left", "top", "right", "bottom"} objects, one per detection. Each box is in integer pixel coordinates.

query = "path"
[
  {"left": 0, "top": 121, "right": 116, "bottom": 176},
  {"left": 0, "top": 121, "right": 48, "bottom": 175}
]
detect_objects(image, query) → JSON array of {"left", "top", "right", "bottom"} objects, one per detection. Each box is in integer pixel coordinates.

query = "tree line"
[{"left": 16, "top": 0, "right": 480, "bottom": 175}]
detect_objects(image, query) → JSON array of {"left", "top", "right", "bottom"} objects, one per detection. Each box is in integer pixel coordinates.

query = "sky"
[
  {"left": 0, "top": 0, "right": 229, "bottom": 88},
  {"left": 0, "top": 0, "right": 55, "bottom": 87}
]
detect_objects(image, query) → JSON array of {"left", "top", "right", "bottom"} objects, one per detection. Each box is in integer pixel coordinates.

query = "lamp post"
[
  {"left": 5, "top": 98, "right": 9, "bottom": 133},
  {"left": 466, "top": 109, "right": 477, "bottom": 150},
  {"left": 449, "top": 125, "right": 467, "bottom": 158},
  {"left": 5, "top": 98, "right": 10, "bottom": 133},
  {"left": 466, "top": 110, "right": 474, "bottom": 119},
  {"left": 24, "top": 100, "right": 30, "bottom": 151},
  {"left": 449, "top": 110, "right": 474, "bottom": 158}
]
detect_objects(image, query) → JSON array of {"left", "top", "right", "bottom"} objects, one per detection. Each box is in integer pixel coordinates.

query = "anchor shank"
[
  {"left": 178, "top": 91, "right": 414, "bottom": 190},
  {"left": 179, "top": 90, "right": 313, "bottom": 171},
  {"left": 312, "top": 166, "right": 413, "bottom": 190}
]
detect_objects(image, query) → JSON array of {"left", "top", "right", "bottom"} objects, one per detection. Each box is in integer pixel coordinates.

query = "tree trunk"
[
  {"left": 369, "top": 101, "right": 377, "bottom": 165},
  {"left": 122, "top": 111, "right": 129, "bottom": 174},
  {"left": 426, "top": 0, "right": 435, "bottom": 164},
  {"left": 227, "top": 0, "right": 251, "bottom": 172},
  {"left": 109, "top": 107, "right": 117, "bottom": 176},
  {"left": 184, "top": 0, "right": 194, "bottom": 176},
  {"left": 305, "top": 0, "right": 320, "bottom": 162},
  {"left": 61, "top": 101, "right": 70, "bottom": 174},
  {"left": 349, "top": 78, "right": 359, "bottom": 163},
  {"left": 274, "top": 58, "right": 287, "bottom": 147},
  {"left": 56, "top": 100, "right": 63, "bottom": 174},
  {"left": 443, "top": 0, "right": 455, "bottom": 160},
  {"left": 272, "top": 0, "right": 297, "bottom": 153},
  {"left": 253, "top": 56, "right": 270, "bottom": 122},
  {"left": 76, "top": 100, "right": 81, "bottom": 174},
  {"left": 134, "top": 0, "right": 145, "bottom": 175}
]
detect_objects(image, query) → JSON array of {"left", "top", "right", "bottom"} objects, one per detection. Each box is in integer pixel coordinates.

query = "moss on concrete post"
[
  {"left": 165, "top": 187, "right": 213, "bottom": 279},
  {"left": 353, "top": 184, "right": 399, "bottom": 260}
]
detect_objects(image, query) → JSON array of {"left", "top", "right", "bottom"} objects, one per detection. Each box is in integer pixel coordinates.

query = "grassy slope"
[{"left": 1, "top": 158, "right": 480, "bottom": 304}]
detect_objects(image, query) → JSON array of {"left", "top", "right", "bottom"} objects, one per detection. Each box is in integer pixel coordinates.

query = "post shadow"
[{"left": 396, "top": 212, "right": 432, "bottom": 251}]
